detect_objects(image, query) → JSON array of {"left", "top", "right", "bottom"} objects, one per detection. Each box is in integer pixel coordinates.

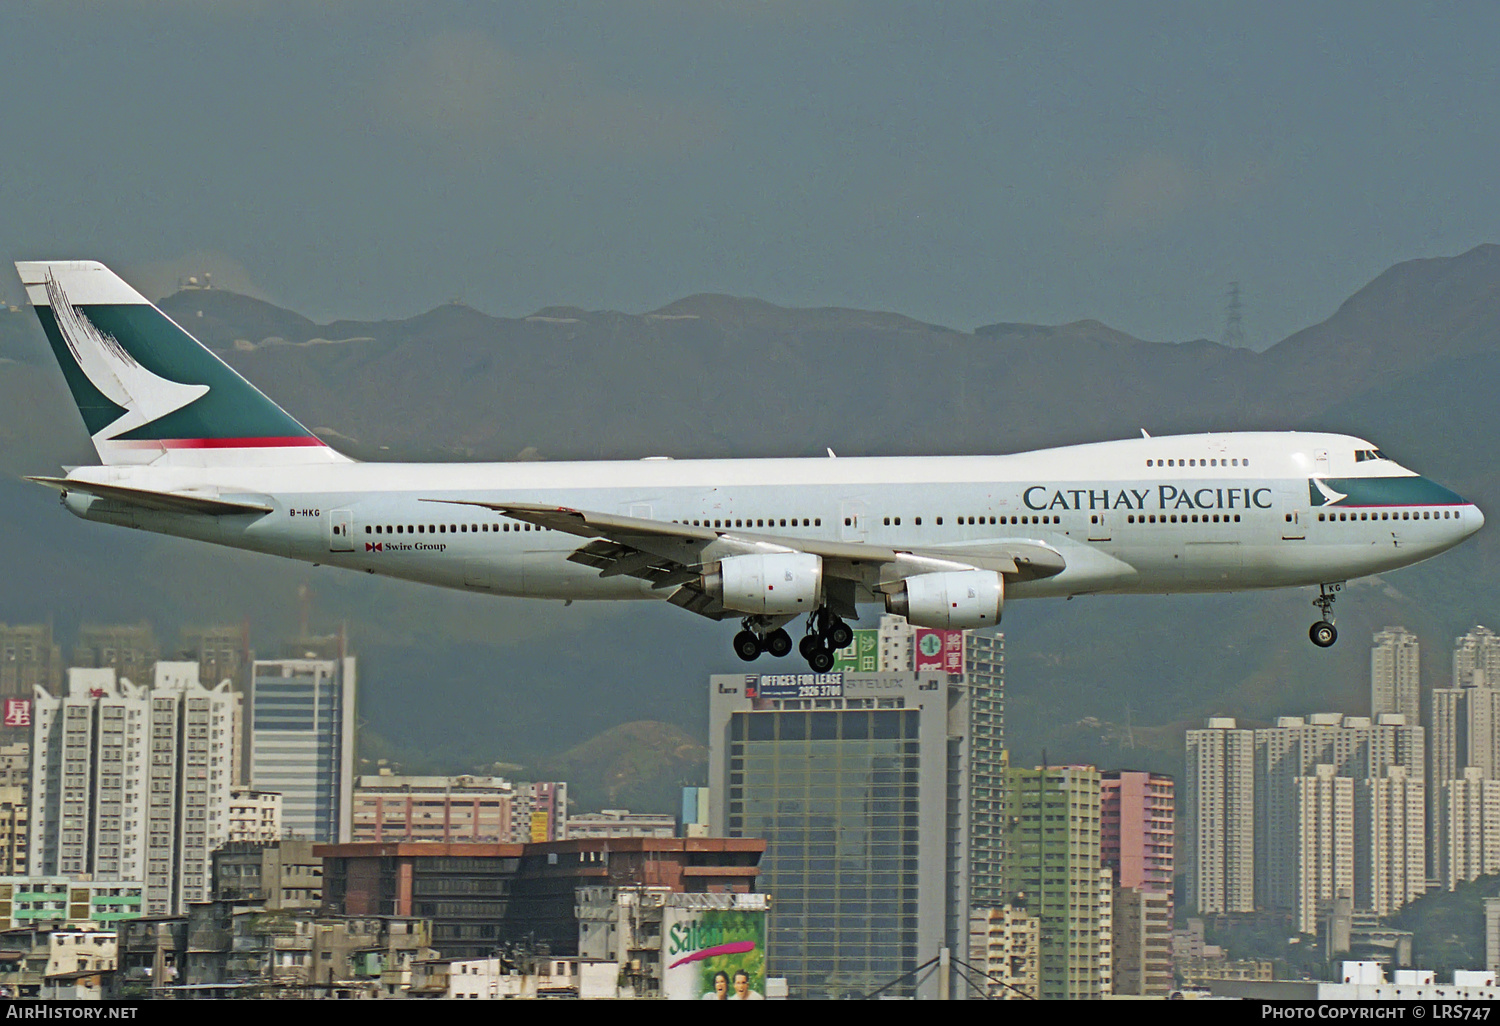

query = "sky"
[{"left": 3, "top": 2, "right": 1498, "bottom": 348}]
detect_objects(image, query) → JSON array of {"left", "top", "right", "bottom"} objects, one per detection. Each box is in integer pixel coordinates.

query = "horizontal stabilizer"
[{"left": 26, "top": 476, "right": 273, "bottom": 516}]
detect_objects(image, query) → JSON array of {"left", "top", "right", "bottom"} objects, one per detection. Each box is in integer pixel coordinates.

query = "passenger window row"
[
  {"left": 673, "top": 518, "right": 821, "bottom": 529},
  {"left": 1126, "top": 514, "right": 1242, "bottom": 524},
  {"left": 1146, "top": 458, "right": 1248, "bottom": 468},
  {"left": 1317, "top": 509, "right": 1458, "bottom": 522},
  {"left": 365, "top": 523, "right": 547, "bottom": 535}
]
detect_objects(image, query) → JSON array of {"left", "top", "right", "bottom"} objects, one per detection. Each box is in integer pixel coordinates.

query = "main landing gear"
[
  {"left": 732, "top": 607, "right": 854, "bottom": 671},
  {"left": 1309, "top": 583, "right": 1342, "bottom": 648}
]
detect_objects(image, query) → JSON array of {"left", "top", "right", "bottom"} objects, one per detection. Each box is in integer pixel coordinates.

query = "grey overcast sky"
[{"left": 3, "top": 1, "right": 1497, "bottom": 347}]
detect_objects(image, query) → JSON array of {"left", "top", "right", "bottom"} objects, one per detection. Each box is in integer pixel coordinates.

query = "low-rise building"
[
  {"left": 0, "top": 877, "right": 143, "bottom": 931},
  {"left": 565, "top": 809, "right": 676, "bottom": 839}
]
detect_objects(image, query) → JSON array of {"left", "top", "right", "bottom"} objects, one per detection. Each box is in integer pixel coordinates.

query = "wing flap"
[{"left": 27, "top": 476, "right": 273, "bottom": 516}]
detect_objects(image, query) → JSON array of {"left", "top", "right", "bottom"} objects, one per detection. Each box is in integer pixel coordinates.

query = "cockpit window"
[{"left": 1353, "top": 449, "right": 1388, "bottom": 462}]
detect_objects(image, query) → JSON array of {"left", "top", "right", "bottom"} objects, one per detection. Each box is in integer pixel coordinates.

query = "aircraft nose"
[{"left": 1469, "top": 503, "right": 1485, "bottom": 534}]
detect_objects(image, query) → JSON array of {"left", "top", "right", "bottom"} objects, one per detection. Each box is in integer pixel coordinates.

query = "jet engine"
[
  {"left": 884, "top": 569, "right": 1003, "bottom": 629},
  {"left": 704, "top": 552, "right": 823, "bottom": 615}
]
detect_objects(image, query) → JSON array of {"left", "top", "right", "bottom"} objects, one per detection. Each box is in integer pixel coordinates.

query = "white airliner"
[{"left": 14, "top": 261, "right": 1485, "bottom": 670}]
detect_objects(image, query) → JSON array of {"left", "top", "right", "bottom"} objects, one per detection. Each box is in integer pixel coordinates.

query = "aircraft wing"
[
  {"left": 26, "top": 476, "right": 274, "bottom": 516},
  {"left": 427, "top": 499, "right": 1065, "bottom": 620}
]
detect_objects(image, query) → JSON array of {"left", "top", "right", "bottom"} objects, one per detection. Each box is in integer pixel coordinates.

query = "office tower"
[
  {"left": 1112, "top": 887, "right": 1172, "bottom": 995},
  {"left": 1372, "top": 627, "right": 1422, "bottom": 725},
  {"left": 1453, "top": 626, "right": 1500, "bottom": 688},
  {"left": 1000, "top": 760, "right": 1102, "bottom": 1000},
  {"left": 30, "top": 663, "right": 235, "bottom": 914},
  {"left": 1100, "top": 771, "right": 1175, "bottom": 905},
  {"left": 709, "top": 669, "right": 976, "bottom": 1000},
  {"left": 1255, "top": 714, "right": 1422, "bottom": 913},
  {"left": 72, "top": 622, "right": 158, "bottom": 681},
  {"left": 249, "top": 647, "right": 356, "bottom": 843},
  {"left": 1185, "top": 718, "right": 1255, "bottom": 914},
  {"left": 0, "top": 624, "right": 61, "bottom": 745},
  {"left": 1292, "top": 764, "right": 1354, "bottom": 936},
  {"left": 1437, "top": 768, "right": 1500, "bottom": 889},
  {"left": 969, "top": 905, "right": 1039, "bottom": 999},
  {"left": 1354, "top": 766, "right": 1426, "bottom": 915}
]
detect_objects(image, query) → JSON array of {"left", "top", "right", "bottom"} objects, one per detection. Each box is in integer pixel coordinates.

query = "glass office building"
[{"left": 711, "top": 670, "right": 983, "bottom": 1000}]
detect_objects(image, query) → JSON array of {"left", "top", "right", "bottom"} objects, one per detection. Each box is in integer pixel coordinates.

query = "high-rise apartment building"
[
  {"left": 29, "top": 663, "right": 235, "bottom": 914},
  {"left": 1185, "top": 718, "right": 1256, "bottom": 914},
  {"left": 1100, "top": 771, "right": 1174, "bottom": 904},
  {"left": 1453, "top": 626, "right": 1500, "bottom": 688},
  {"left": 710, "top": 669, "right": 981, "bottom": 999},
  {"left": 1437, "top": 767, "right": 1500, "bottom": 889},
  {"left": 179, "top": 625, "right": 251, "bottom": 786},
  {"left": 72, "top": 623, "right": 158, "bottom": 682},
  {"left": 1112, "top": 887, "right": 1172, "bottom": 995},
  {"left": 1292, "top": 764, "right": 1354, "bottom": 936},
  {"left": 1000, "top": 760, "right": 1102, "bottom": 1000},
  {"left": 968, "top": 905, "right": 1039, "bottom": 999},
  {"left": 249, "top": 648, "right": 355, "bottom": 843},
  {"left": 1353, "top": 766, "right": 1426, "bottom": 915},
  {"left": 1428, "top": 665, "right": 1500, "bottom": 878},
  {"left": 1255, "top": 713, "right": 1422, "bottom": 913},
  {"left": 1372, "top": 627, "right": 1422, "bottom": 725}
]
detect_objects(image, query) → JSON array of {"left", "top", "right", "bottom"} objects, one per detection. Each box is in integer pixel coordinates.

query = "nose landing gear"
[{"left": 1309, "top": 583, "right": 1342, "bottom": 648}]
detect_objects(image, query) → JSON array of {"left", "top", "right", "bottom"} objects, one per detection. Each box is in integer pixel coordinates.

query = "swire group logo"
[{"left": 366, "top": 542, "right": 383, "bottom": 552}]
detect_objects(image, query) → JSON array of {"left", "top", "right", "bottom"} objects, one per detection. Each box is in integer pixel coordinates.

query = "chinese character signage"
[
  {"left": 2, "top": 699, "right": 30, "bottom": 728},
  {"left": 915, "top": 629, "right": 965, "bottom": 674},
  {"left": 832, "top": 629, "right": 880, "bottom": 673}
]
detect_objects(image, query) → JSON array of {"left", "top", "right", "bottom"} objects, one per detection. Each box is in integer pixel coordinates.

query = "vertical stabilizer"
[{"left": 16, "top": 260, "right": 350, "bottom": 467}]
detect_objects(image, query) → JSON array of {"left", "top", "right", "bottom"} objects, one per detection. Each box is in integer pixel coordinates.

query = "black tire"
[
  {"left": 799, "top": 634, "right": 822, "bottom": 660},
  {"left": 808, "top": 648, "right": 836, "bottom": 673},
  {"left": 734, "top": 630, "right": 763, "bottom": 661},
  {"left": 1309, "top": 621, "right": 1338, "bottom": 648},
  {"left": 765, "top": 628, "right": 793, "bottom": 658},
  {"left": 827, "top": 620, "right": 854, "bottom": 650}
]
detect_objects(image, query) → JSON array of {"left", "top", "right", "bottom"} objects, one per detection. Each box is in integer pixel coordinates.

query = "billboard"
[
  {"left": 663, "top": 904, "right": 768, "bottom": 1000},
  {"left": 832, "top": 629, "right": 880, "bottom": 673},
  {"left": 915, "top": 628, "right": 965, "bottom": 674},
  {"left": 748, "top": 673, "right": 842, "bottom": 699}
]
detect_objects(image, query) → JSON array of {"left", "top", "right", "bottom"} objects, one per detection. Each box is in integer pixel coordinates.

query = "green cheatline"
[{"left": 1308, "top": 476, "right": 1465, "bottom": 508}]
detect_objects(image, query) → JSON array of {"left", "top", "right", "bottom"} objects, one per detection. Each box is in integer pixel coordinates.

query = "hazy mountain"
[{"left": 1, "top": 245, "right": 1497, "bottom": 794}]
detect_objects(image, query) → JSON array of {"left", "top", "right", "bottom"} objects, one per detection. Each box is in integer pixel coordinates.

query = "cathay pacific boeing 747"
[{"left": 14, "top": 261, "right": 1485, "bottom": 670}]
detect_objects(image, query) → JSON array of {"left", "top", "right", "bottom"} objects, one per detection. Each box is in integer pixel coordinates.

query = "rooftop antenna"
[{"left": 1222, "top": 281, "right": 1246, "bottom": 348}]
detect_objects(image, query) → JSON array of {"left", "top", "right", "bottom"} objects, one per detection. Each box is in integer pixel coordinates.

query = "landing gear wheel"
[
  {"left": 1308, "top": 583, "right": 1342, "bottom": 648},
  {"left": 827, "top": 619, "right": 854, "bottom": 650},
  {"left": 733, "top": 630, "right": 763, "bottom": 661},
  {"left": 764, "top": 628, "right": 793, "bottom": 658},
  {"left": 1310, "top": 621, "right": 1338, "bottom": 648},
  {"left": 808, "top": 648, "right": 836, "bottom": 673},
  {"left": 799, "top": 634, "right": 822, "bottom": 660}
]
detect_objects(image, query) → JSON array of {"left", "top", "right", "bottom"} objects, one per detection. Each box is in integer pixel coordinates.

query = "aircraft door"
[
  {"left": 840, "top": 500, "right": 868, "bottom": 542},
  {"left": 329, "top": 509, "right": 354, "bottom": 551},
  {"left": 1087, "top": 511, "right": 1111, "bottom": 542},
  {"left": 1282, "top": 508, "right": 1306, "bottom": 541}
]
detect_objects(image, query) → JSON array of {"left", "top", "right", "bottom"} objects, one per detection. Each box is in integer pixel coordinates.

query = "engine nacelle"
[
  {"left": 705, "top": 552, "right": 822, "bottom": 616},
  {"left": 884, "top": 570, "right": 1004, "bottom": 629}
]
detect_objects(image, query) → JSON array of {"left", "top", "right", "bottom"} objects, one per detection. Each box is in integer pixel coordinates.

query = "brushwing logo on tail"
[
  {"left": 1309, "top": 478, "right": 1348, "bottom": 507},
  {"left": 45, "top": 272, "right": 208, "bottom": 441}
]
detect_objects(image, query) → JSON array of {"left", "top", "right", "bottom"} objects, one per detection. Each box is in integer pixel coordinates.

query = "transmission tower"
[{"left": 1221, "top": 281, "right": 1246, "bottom": 348}]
